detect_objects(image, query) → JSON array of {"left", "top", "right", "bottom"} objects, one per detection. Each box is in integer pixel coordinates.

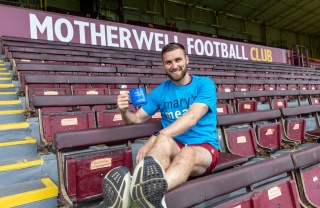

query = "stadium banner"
[{"left": 0, "top": 4, "right": 289, "bottom": 64}]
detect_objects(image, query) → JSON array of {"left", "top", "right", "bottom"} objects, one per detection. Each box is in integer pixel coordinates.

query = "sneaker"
[
  {"left": 99, "top": 166, "right": 132, "bottom": 208},
  {"left": 130, "top": 156, "right": 168, "bottom": 208}
]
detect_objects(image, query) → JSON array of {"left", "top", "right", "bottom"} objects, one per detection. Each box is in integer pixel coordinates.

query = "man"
[{"left": 99, "top": 42, "right": 219, "bottom": 208}]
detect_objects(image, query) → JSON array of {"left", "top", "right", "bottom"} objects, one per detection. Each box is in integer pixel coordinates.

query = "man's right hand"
[
  {"left": 117, "top": 91, "right": 130, "bottom": 113},
  {"left": 136, "top": 135, "right": 157, "bottom": 164}
]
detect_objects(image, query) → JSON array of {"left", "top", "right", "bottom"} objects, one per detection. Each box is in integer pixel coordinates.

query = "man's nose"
[{"left": 172, "top": 61, "right": 178, "bottom": 69}]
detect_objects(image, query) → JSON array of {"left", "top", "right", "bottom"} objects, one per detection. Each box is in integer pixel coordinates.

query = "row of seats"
[
  {"left": 15, "top": 63, "right": 320, "bottom": 92},
  {"left": 9, "top": 51, "right": 320, "bottom": 77},
  {"left": 23, "top": 73, "right": 320, "bottom": 113},
  {"left": 218, "top": 106, "right": 320, "bottom": 157},
  {"left": 3, "top": 36, "right": 319, "bottom": 79},
  {"left": 53, "top": 119, "right": 320, "bottom": 207},
  {"left": 217, "top": 90, "right": 320, "bottom": 114},
  {"left": 2, "top": 35, "right": 305, "bottom": 71}
]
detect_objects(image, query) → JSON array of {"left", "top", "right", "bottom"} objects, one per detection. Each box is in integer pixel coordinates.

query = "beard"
[{"left": 166, "top": 66, "right": 188, "bottom": 82}]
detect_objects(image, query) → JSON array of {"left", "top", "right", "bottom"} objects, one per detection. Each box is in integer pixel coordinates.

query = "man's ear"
[{"left": 186, "top": 55, "right": 189, "bottom": 64}]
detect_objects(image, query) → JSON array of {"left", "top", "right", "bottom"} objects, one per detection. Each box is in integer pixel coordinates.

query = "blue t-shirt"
[{"left": 142, "top": 75, "right": 219, "bottom": 150}]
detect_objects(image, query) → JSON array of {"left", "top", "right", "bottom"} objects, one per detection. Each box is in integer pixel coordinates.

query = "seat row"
[
  {"left": 15, "top": 63, "right": 320, "bottom": 93},
  {"left": 2, "top": 35, "right": 307, "bottom": 72},
  {"left": 217, "top": 89, "right": 320, "bottom": 114},
  {"left": 2, "top": 35, "right": 318, "bottom": 77},
  {"left": 9, "top": 51, "right": 320, "bottom": 78},
  {"left": 53, "top": 117, "right": 320, "bottom": 207},
  {"left": 23, "top": 73, "right": 320, "bottom": 113}
]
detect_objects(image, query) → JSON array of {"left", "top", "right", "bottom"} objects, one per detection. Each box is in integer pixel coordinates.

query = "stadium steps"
[
  {"left": 0, "top": 59, "right": 58, "bottom": 207},
  {"left": 0, "top": 178, "right": 58, "bottom": 208}
]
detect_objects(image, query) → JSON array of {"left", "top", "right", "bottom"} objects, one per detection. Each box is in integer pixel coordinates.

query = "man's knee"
[{"left": 178, "top": 146, "right": 196, "bottom": 160}]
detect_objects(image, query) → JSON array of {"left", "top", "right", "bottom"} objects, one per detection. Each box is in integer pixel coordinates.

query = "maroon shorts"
[{"left": 175, "top": 141, "right": 219, "bottom": 176}]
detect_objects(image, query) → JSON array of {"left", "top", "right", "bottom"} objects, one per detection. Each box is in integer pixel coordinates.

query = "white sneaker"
[
  {"left": 130, "top": 156, "right": 167, "bottom": 208},
  {"left": 99, "top": 166, "right": 132, "bottom": 208}
]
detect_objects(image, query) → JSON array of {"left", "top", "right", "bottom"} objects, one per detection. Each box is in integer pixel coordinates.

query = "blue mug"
[{"left": 129, "top": 88, "right": 148, "bottom": 107}]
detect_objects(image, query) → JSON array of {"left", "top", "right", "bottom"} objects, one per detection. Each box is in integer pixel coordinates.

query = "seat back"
[
  {"left": 291, "top": 145, "right": 320, "bottom": 207},
  {"left": 218, "top": 110, "right": 281, "bottom": 157},
  {"left": 256, "top": 122, "right": 282, "bottom": 151},
  {"left": 217, "top": 92, "right": 234, "bottom": 115},
  {"left": 225, "top": 127, "right": 258, "bottom": 157},
  {"left": 217, "top": 103, "right": 232, "bottom": 115},
  {"left": 34, "top": 95, "right": 118, "bottom": 148},
  {"left": 279, "top": 106, "right": 320, "bottom": 143},
  {"left": 65, "top": 146, "right": 132, "bottom": 202},
  {"left": 285, "top": 118, "right": 306, "bottom": 143},
  {"left": 237, "top": 100, "right": 258, "bottom": 113}
]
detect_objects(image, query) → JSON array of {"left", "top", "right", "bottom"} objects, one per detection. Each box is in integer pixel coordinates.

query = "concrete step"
[
  {"left": 0, "top": 137, "right": 37, "bottom": 160},
  {"left": 0, "top": 99, "right": 23, "bottom": 110},
  {"left": 0, "top": 83, "right": 15, "bottom": 92},
  {"left": 0, "top": 178, "right": 58, "bottom": 208},
  {"left": 0, "top": 92, "right": 18, "bottom": 100},
  {"left": 0, "top": 109, "right": 25, "bottom": 124},
  {"left": 0, "top": 122, "right": 31, "bottom": 142},
  {"left": 0, "top": 78, "right": 12, "bottom": 84},
  {"left": 0, "top": 156, "right": 43, "bottom": 186},
  {"left": 0, "top": 64, "right": 11, "bottom": 71},
  {"left": 0, "top": 67, "right": 9, "bottom": 72},
  {"left": 0, "top": 72, "right": 11, "bottom": 77}
]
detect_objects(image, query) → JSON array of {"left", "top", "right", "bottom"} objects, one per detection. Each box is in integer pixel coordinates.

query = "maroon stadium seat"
[
  {"left": 218, "top": 110, "right": 277, "bottom": 157},
  {"left": 291, "top": 145, "right": 320, "bottom": 207}
]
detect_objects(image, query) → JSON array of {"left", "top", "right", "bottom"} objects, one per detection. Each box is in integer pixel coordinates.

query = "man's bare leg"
[
  {"left": 147, "top": 135, "right": 212, "bottom": 190},
  {"left": 130, "top": 135, "right": 180, "bottom": 208},
  {"left": 130, "top": 134, "right": 213, "bottom": 207}
]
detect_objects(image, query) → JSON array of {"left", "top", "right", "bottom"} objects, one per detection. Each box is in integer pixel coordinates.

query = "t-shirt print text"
[{"left": 163, "top": 94, "right": 197, "bottom": 119}]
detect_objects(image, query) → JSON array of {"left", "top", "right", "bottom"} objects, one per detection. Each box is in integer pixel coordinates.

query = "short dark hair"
[{"left": 161, "top": 42, "right": 186, "bottom": 58}]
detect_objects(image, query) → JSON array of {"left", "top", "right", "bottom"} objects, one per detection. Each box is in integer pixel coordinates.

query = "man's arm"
[
  {"left": 117, "top": 91, "right": 151, "bottom": 124},
  {"left": 160, "top": 102, "right": 209, "bottom": 136}
]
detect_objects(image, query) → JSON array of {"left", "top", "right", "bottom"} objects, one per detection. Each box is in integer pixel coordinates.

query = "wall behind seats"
[{"left": 47, "top": 0, "right": 80, "bottom": 12}]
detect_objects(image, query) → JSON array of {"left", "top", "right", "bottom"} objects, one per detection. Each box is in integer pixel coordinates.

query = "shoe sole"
[
  {"left": 130, "top": 156, "right": 168, "bottom": 208},
  {"left": 99, "top": 166, "right": 131, "bottom": 208}
]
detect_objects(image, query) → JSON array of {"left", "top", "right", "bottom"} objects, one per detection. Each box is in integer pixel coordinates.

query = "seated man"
[{"left": 99, "top": 42, "right": 219, "bottom": 208}]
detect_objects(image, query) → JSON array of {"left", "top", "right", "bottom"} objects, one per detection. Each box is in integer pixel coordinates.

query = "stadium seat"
[
  {"left": 280, "top": 106, "right": 320, "bottom": 144},
  {"left": 53, "top": 122, "right": 162, "bottom": 206},
  {"left": 217, "top": 110, "right": 284, "bottom": 158},
  {"left": 291, "top": 145, "right": 320, "bottom": 207},
  {"left": 33, "top": 95, "right": 119, "bottom": 150},
  {"left": 216, "top": 92, "right": 234, "bottom": 115}
]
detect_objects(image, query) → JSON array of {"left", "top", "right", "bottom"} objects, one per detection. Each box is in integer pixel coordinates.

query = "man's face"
[{"left": 162, "top": 48, "right": 189, "bottom": 82}]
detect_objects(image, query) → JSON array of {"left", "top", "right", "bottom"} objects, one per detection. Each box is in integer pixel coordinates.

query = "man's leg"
[
  {"left": 165, "top": 145, "right": 214, "bottom": 190},
  {"left": 146, "top": 134, "right": 214, "bottom": 191},
  {"left": 130, "top": 134, "right": 180, "bottom": 208},
  {"left": 130, "top": 134, "right": 215, "bottom": 207}
]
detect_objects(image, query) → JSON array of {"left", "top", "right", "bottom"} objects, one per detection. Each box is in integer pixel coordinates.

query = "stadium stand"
[{"left": 1, "top": 4, "right": 320, "bottom": 206}]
